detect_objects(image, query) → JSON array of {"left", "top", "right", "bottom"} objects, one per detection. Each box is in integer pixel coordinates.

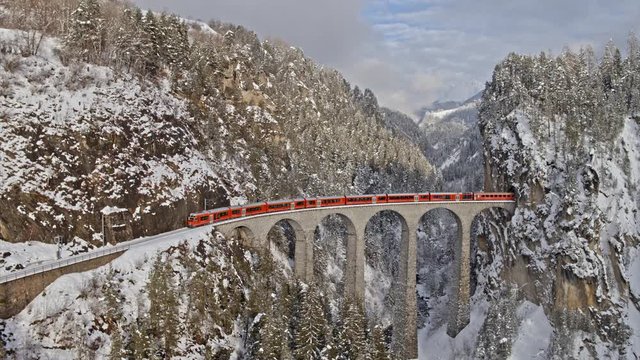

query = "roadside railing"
[
  {"left": 0, "top": 243, "right": 130, "bottom": 285},
  {"left": 0, "top": 226, "right": 195, "bottom": 285}
]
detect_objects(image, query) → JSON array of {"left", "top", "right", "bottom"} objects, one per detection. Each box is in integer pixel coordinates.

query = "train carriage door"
[{"left": 456, "top": 194, "right": 460, "bottom": 201}]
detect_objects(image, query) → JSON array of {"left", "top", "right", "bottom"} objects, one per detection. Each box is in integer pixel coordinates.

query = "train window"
[
  {"left": 200, "top": 216, "right": 208, "bottom": 221},
  {"left": 247, "top": 206, "right": 261, "bottom": 212},
  {"left": 232, "top": 210, "right": 241, "bottom": 215}
]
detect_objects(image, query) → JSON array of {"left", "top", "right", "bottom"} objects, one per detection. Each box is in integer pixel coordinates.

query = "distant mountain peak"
[{"left": 413, "top": 91, "right": 483, "bottom": 124}]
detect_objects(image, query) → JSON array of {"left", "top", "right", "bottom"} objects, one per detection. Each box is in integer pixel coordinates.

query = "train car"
[
  {"left": 318, "top": 196, "right": 346, "bottom": 207},
  {"left": 293, "top": 198, "right": 307, "bottom": 209},
  {"left": 187, "top": 212, "right": 212, "bottom": 227},
  {"left": 346, "top": 195, "right": 374, "bottom": 205},
  {"left": 229, "top": 206, "right": 244, "bottom": 219},
  {"left": 388, "top": 193, "right": 418, "bottom": 203},
  {"left": 430, "top": 193, "right": 460, "bottom": 201},
  {"left": 305, "top": 198, "right": 319, "bottom": 208},
  {"left": 474, "top": 192, "right": 515, "bottom": 201},
  {"left": 267, "top": 200, "right": 294, "bottom": 213},
  {"left": 461, "top": 192, "right": 474, "bottom": 201},
  {"left": 212, "top": 208, "right": 233, "bottom": 222},
  {"left": 374, "top": 194, "right": 388, "bottom": 203},
  {"left": 245, "top": 202, "right": 268, "bottom": 216}
]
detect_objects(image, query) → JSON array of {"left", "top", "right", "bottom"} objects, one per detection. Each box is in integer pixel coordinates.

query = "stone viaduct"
[{"left": 215, "top": 201, "right": 515, "bottom": 359}]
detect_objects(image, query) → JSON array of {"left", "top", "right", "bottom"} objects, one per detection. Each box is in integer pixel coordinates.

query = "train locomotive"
[{"left": 186, "top": 192, "right": 514, "bottom": 228}]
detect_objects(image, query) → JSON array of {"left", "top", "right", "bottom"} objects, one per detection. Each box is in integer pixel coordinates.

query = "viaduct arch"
[{"left": 216, "top": 201, "right": 515, "bottom": 359}]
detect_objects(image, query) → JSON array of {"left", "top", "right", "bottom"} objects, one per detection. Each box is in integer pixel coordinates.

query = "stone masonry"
[
  {"left": 216, "top": 201, "right": 515, "bottom": 359},
  {"left": 0, "top": 251, "right": 125, "bottom": 319}
]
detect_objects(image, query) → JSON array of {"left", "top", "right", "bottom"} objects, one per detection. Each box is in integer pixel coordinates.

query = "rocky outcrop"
[{"left": 478, "top": 50, "right": 640, "bottom": 356}]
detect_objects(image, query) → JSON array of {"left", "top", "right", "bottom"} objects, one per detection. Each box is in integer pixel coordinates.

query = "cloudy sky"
[{"left": 134, "top": 0, "right": 640, "bottom": 115}]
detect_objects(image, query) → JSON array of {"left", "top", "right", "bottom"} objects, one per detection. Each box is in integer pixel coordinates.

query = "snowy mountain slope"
[
  {"left": 0, "top": 2, "right": 438, "bottom": 246},
  {"left": 478, "top": 48, "right": 640, "bottom": 358},
  {"left": 417, "top": 98, "right": 484, "bottom": 192},
  {"left": 0, "top": 28, "right": 224, "bottom": 243}
]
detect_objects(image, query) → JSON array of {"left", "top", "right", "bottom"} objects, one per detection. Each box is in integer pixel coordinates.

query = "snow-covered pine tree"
[
  {"left": 147, "top": 256, "right": 180, "bottom": 358},
  {"left": 163, "top": 14, "right": 190, "bottom": 71},
  {"left": 103, "top": 267, "right": 125, "bottom": 359},
  {"left": 64, "top": 0, "right": 104, "bottom": 63},
  {"left": 128, "top": 319, "right": 150, "bottom": 360},
  {"left": 624, "top": 33, "right": 640, "bottom": 116},
  {"left": 112, "top": 7, "right": 139, "bottom": 72},
  {"left": 253, "top": 290, "right": 289, "bottom": 360},
  {"left": 336, "top": 300, "right": 367, "bottom": 360},
  {"left": 109, "top": 324, "right": 125, "bottom": 360},
  {"left": 294, "top": 284, "right": 328, "bottom": 359},
  {"left": 140, "top": 11, "right": 164, "bottom": 76},
  {"left": 370, "top": 324, "right": 390, "bottom": 360},
  {"left": 474, "top": 289, "right": 518, "bottom": 360}
]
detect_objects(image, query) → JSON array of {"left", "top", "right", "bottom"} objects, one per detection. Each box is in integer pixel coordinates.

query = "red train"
[{"left": 186, "top": 192, "right": 514, "bottom": 228}]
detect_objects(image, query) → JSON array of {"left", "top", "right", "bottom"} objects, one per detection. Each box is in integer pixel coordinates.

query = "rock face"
[
  {"left": 478, "top": 50, "right": 640, "bottom": 357},
  {"left": 0, "top": 6, "right": 437, "bottom": 245}
]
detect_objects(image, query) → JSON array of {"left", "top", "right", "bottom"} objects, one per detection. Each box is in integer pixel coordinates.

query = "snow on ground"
[
  {"left": 418, "top": 299, "right": 553, "bottom": 359},
  {"left": 184, "top": 18, "right": 219, "bottom": 37},
  {"left": 510, "top": 302, "right": 552, "bottom": 359},
  {"left": 418, "top": 297, "right": 489, "bottom": 359}
]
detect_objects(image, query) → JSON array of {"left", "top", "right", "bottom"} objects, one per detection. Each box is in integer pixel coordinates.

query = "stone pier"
[{"left": 217, "top": 201, "right": 514, "bottom": 358}]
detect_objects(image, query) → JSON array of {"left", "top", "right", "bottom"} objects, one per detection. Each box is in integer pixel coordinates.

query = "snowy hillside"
[
  {"left": 478, "top": 48, "right": 640, "bottom": 358},
  {"left": 417, "top": 97, "right": 484, "bottom": 192},
  {"left": 0, "top": 0, "right": 437, "bottom": 247}
]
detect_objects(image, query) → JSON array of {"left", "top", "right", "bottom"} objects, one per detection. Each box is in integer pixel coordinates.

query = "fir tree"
[
  {"left": 113, "top": 7, "right": 142, "bottom": 72},
  {"left": 140, "top": 11, "right": 164, "bottom": 76},
  {"left": 104, "top": 267, "right": 125, "bottom": 359},
  {"left": 128, "top": 319, "right": 150, "bottom": 360},
  {"left": 109, "top": 324, "right": 125, "bottom": 360},
  {"left": 147, "top": 256, "right": 180, "bottom": 358},
  {"left": 64, "top": 0, "right": 104, "bottom": 63},
  {"left": 163, "top": 14, "right": 190, "bottom": 71},
  {"left": 370, "top": 324, "right": 390, "bottom": 360},
  {"left": 336, "top": 300, "right": 367, "bottom": 360},
  {"left": 294, "top": 284, "right": 328, "bottom": 360}
]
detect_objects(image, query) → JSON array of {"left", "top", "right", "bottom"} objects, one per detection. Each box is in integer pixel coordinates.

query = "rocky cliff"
[{"left": 477, "top": 48, "right": 640, "bottom": 358}]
